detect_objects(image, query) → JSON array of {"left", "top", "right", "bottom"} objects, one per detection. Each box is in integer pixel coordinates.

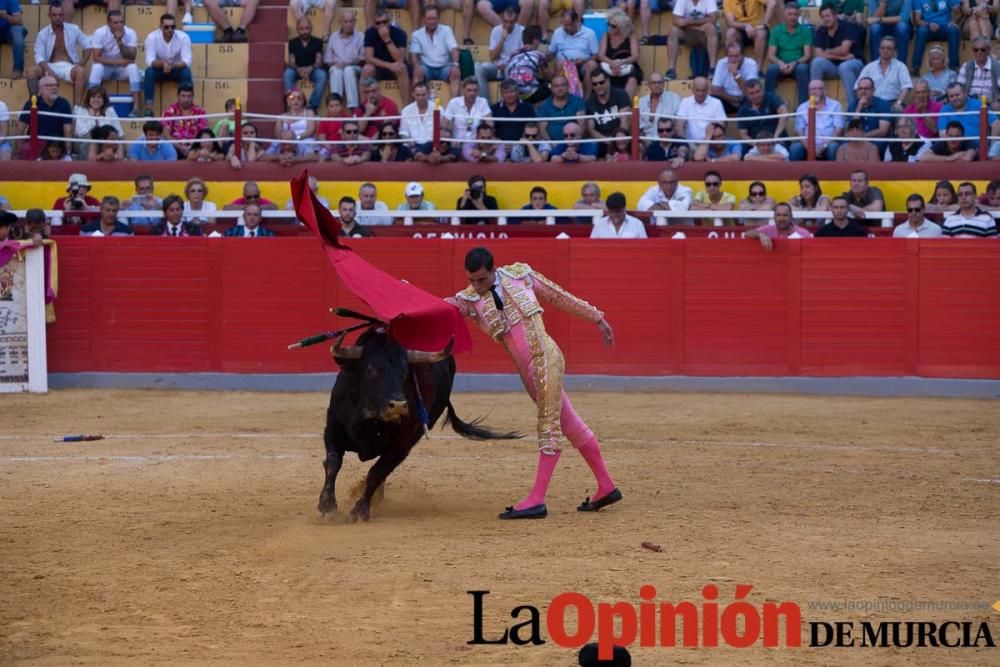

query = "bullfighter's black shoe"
[
  {"left": 577, "top": 488, "right": 623, "bottom": 512},
  {"left": 498, "top": 504, "right": 547, "bottom": 519}
]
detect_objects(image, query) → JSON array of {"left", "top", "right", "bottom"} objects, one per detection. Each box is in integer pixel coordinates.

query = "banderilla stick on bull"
[
  {"left": 287, "top": 322, "right": 373, "bottom": 350},
  {"left": 331, "top": 307, "right": 385, "bottom": 325}
]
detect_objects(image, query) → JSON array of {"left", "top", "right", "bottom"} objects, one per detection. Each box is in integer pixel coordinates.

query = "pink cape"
[{"left": 290, "top": 171, "right": 472, "bottom": 354}]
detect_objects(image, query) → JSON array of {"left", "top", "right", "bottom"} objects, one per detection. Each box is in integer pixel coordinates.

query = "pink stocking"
[
  {"left": 577, "top": 436, "right": 617, "bottom": 500},
  {"left": 514, "top": 450, "right": 561, "bottom": 509}
]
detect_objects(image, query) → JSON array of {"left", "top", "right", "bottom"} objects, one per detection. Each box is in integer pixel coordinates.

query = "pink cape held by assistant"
[{"left": 289, "top": 171, "right": 472, "bottom": 354}]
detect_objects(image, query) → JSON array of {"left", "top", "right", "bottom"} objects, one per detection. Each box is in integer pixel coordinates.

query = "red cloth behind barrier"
[{"left": 45, "top": 238, "right": 1000, "bottom": 378}]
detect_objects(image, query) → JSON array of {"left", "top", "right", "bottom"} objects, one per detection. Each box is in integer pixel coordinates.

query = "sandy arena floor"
[{"left": 1, "top": 389, "right": 998, "bottom": 665}]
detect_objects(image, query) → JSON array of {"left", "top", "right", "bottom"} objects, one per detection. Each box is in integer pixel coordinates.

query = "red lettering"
[
  {"left": 597, "top": 602, "right": 637, "bottom": 660},
  {"left": 547, "top": 593, "right": 594, "bottom": 649},
  {"left": 702, "top": 585, "right": 718, "bottom": 647},
  {"left": 639, "top": 585, "right": 656, "bottom": 647},
  {"left": 659, "top": 602, "right": 699, "bottom": 647},
  {"left": 720, "top": 585, "right": 760, "bottom": 648},
  {"left": 762, "top": 601, "right": 802, "bottom": 647}
]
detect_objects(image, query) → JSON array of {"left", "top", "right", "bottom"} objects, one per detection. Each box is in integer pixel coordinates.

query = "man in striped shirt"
[{"left": 942, "top": 182, "right": 998, "bottom": 238}]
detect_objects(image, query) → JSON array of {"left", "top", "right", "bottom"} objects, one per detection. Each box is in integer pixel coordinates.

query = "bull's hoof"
[{"left": 349, "top": 500, "right": 372, "bottom": 523}]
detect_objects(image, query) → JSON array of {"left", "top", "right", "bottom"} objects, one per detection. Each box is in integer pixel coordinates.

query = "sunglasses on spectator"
[
  {"left": 343, "top": 129, "right": 359, "bottom": 134},
  {"left": 564, "top": 132, "right": 578, "bottom": 137},
  {"left": 973, "top": 47, "right": 989, "bottom": 53},
  {"left": 381, "top": 131, "right": 396, "bottom": 137},
  {"left": 245, "top": 194, "right": 261, "bottom": 200},
  {"left": 524, "top": 133, "right": 538, "bottom": 138},
  {"left": 163, "top": 24, "right": 176, "bottom": 30},
  {"left": 907, "top": 207, "right": 923, "bottom": 212},
  {"left": 750, "top": 191, "right": 765, "bottom": 197},
  {"left": 375, "top": 19, "right": 389, "bottom": 25},
  {"left": 705, "top": 180, "right": 721, "bottom": 187},
  {"left": 592, "top": 79, "right": 607, "bottom": 85}
]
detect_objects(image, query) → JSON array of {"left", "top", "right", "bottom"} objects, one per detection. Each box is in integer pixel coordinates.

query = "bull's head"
[{"left": 331, "top": 331, "right": 453, "bottom": 424}]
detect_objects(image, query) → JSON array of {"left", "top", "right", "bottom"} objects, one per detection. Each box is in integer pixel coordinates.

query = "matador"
[{"left": 447, "top": 247, "right": 622, "bottom": 520}]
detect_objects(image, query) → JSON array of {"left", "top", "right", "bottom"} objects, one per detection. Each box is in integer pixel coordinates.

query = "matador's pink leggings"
[{"left": 505, "top": 320, "right": 616, "bottom": 509}]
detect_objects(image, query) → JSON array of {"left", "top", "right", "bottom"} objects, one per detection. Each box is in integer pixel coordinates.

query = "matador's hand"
[{"left": 598, "top": 319, "right": 615, "bottom": 347}]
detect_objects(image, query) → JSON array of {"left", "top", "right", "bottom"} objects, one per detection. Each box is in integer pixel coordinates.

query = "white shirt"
[
  {"left": 891, "top": 219, "right": 942, "bottom": 238},
  {"left": 410, "top": 25, "right": 458, "bottom": 68},
  {"left": 73, "top": 106, "right": 123, "bottom": 138},
  {"left": 673, "top": 0, "right": 720, "bottom": 20},
  {"left": 590, "top": 214, "right": 648, "bottom": 238},
  {"left": 400, "top": 101, "right": 435, "bottom": 142},
  {"left": 637, "top": 183, "right": 693, "bottom": 212},
  {"left": 356, "top": 200, "right": 393, "bottom": 226},
  {"left": 90, "top": 24, "right": 138, "bottom": 61},
  {"left": 324, "top": 30, "right": 364, "bottom": 67},
  {"left": 183, "top": 200, "right": 218, "bottom": 224},
  {"left": 34, "top": 22, "right": 88, "bottom": 65},
  {"left": 711, "top": 57, "right": 760, "bottom": 98},
  {"left": 443, "top": 96, "right": 493, "bottom": 142},
  {"left": 677, "top": 94, "right": 726, "bottom": 141},
  {"left": 857, "top": 58, "right": 913, "bottom": 101},
  {"left": 488, "top": 23, "right": 524, "bottom": 66},
  {"left": 638, "top": 91, "right": 681, "bottom": 139},
  {"left": 744, "top": 143, "right": 790, "bottom": 159},
  {"left": 144, "top": 28, "right": 193, "bottom": 68}
]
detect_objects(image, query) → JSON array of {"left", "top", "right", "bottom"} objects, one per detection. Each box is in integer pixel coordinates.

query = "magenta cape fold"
[{"left": 290, "top": 171, "right": 472, "bottom": 353}]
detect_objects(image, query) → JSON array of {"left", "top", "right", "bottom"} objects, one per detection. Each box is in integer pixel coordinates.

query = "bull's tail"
[{"left": 444, "top": 401, "right": 523, "bottom": 441}]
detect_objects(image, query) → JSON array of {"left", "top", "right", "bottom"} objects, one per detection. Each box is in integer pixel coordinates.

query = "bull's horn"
[
  {"left": 406, "top": 338, "right": 454, "bottom": 364},
  {"left": 331, "top": 333, "right": 363, "bottom": 360}
]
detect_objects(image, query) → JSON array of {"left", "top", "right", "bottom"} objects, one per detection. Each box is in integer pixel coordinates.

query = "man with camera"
[
  {"left": 455, "top": 174, "right": 499, "bottom": 225},
  {"left": 52, "top": 173, "right": 100, "bottom": 226}
]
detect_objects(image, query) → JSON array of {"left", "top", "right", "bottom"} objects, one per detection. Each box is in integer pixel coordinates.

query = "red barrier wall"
[{"left": 47, "top": 238, "right": 1000, "bottom": 379}]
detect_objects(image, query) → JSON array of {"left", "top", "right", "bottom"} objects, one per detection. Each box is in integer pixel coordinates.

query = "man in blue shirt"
[
  {"left": 0, "top": 0, "right": 27, "bottom": 78},
  {"left": 549, "top": 121, "right": 598, "bottom": 162},
  {"left": 866, "top": 0, "right": 911, "bottom": 63},
  {"left": 127, "top": 120, "right": 179, "bottom": 161},
  {"left": 846, "top": 76, "right": 892, "bottom": 153},
  {"left": 17, "top": 76, "right": 71, "bottom": 159},
  {"left": 939, "top": 82, "right": 999, "bottom": 145},
  {"left": 538, "top": 75, "right": 586, "bottom": 142},
  {"left": 912, "top": 0, "right": 960, "bottom": 74}
]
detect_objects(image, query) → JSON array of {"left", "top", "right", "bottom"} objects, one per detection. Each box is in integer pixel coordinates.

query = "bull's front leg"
[
  {"left": 318, "top": 434, "right": 344, "bottom": 516},
  {"left": 349, "top": 444, "right": 413, "bottom": 523}
]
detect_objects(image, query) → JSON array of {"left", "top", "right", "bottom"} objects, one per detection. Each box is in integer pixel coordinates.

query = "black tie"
[
  {"left": 248, "top": 230, "right": 255, "bottom": 237},
  {"left": 170, "top": 227, "right": 178, "bottom": 237},
  {"left": 489, "top": 285, "right": 504, "bottom": 311}
]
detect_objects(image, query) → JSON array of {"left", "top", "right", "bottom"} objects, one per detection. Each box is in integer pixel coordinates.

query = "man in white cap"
[
  {"left": 396, "top": 181, "right": 438, "bottom": 223},
  {"left": 52, "top": 173, "right": 100, "bottom": 225}
]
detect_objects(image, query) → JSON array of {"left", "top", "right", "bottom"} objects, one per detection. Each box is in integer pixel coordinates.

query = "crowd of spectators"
[{"left": 2, "top": 1, "right": 999, "bottom": 164}]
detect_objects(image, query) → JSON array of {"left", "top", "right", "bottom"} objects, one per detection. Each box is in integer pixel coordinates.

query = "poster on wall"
[{"left": 0, "top": 244, "right": 47, "bottom": 393}]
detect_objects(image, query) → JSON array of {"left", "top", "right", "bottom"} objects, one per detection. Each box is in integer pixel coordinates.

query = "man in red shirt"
[
  {"left": 162, "top": 83, "right": 206, "bottom": 159},
  {"left": 357, "top": 77, "right": 399, "bottom": 139},
  {"left": 52, "top": 172, "right": 101, "bottom": 225}
]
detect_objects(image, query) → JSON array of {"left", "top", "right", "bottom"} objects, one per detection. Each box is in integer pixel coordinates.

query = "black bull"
[{"left": 319, "top": 329, "right": 520, "bottom": 521}]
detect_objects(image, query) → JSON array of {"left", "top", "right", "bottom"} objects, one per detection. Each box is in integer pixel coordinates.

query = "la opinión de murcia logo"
[{"left": 468, "top": 588, "right": 998, "bottom": 659}]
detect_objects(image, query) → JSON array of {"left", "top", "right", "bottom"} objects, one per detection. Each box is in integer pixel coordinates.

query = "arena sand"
[{"left": 1, "top": 389, "right": 998, "bottom": 665}]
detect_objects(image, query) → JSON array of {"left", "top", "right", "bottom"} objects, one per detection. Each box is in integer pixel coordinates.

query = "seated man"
[
  {"left": 711, "top": 41, "right": 760, "bottom": 114},
  {"left": 666, "top": 0, "right": 720, "bottom": 80},
  {"left": 690, "top": 169, "right": 737, "bottom": 221},
  {"left": 736, "top": 78, "right": 788, "bottom": 153},
  {"left": 364, "top": 0, "right": 421, "bottom": 36},
  {"left": 724, "top": 0, "right": 775, "bottom": 67},
  {"left": 884, "top": 116, "right": 930, "bottom": 162},
  {"left": 904, "top": 78, "right": 942, "bottom": 139},
  {"left": 462, "top": 123, "right": 507, "bottom": 162},
  {"left": 28, "top": 1, "right": 87, "bottom": 106},
  {"left": 745, "top": 202, "right": 814, "bottom": 250},
  {"left": 840, "top": 169, "right": 885, "bottom": 220},
  {"left": 637, "top": 169, "right": 693, "bottom": 218},
  {"left": 537, "top": 75, "right": 586, "bottom": 142},
  {"left": 816, "top": 196, "right": 870, "bottom": 237},
  {"left": 857, "top": 36, "right": 912, "bottom": 110},
  {"left": 591, "top": 192, "right": 647, "bottom": 238},
  {"left": 912, "top": 0, "right": 960, "bottom": 74},
  {"left": 442, "top": 77, "right": 493, "bottom": 146},
  {"left": 17, "top": 76, "right": 72, "bottom": 160},
  {"left": 162, "top": 84, "right": 207, "bottom": 159},
  {"left": 143, "top": 14, "right": 193, "bottom": 117},
  {"left": 676, "top": 77, "right": 726, "bottom": 143},
  {"left": 645, "top": 118, "right": 689, "bottom": 167},
  {"left": 336, "top": 195, "right": 375, "bottom": 237},
  {"left": 361, "top": 8, "right": 411, "bottom": 104},
  {"left": 328, "top": 120, "right": 371, "bottom": 164},
  {"left": 325, "top": 10, "right": 364, "bottom": 112},
  {"left": 410, "top": 5, "right": 460, "bottom": 97},
  {"left": 412, "top": 128, "right": 461, "bottom": 163},
  {"left": 789, "top": 79, "right": 844, "bottom": 161},
  {"left": 920, "top": 120, "right": 977, "bottom": 162},
  {"left": 548, "top": 10, "right": 599, "bottom": 97},
  {"left": 942, "top": 182, "right": 998, "bottom": 237},
  {"left": 549, "top": 121, "right": 597, "bottom": 162},
  {"left": 584, "top": 71, "right": 631, "bottom": 157},
  {"left": 692, "top": 121, "right": 741, "bottom": 162},
  {"left": 515, "top": 186, "right": 560, "bottom": 224},
  {"left": 455, "top": 174, "right": 499, "bottom": 225},
  {"left": 81, "top": 196, "right": 134, "bottom": 237},
  {"left": 285, "top": 17, "right": 327, "bottom": 112},
  {"left": 475, "top": 6, "right": 523, "bottom": 94},
  {"left": 400, "top": 81, "right": 434, "bottom": 147},
  {"left": 203, "top": 0, "right": 258, "bottom": 43},
  {"left": 125, "top": 175, "right": 163, "bottom": 225},
  {"left": 509, "top": 121, "right": 553, "bottom": 162},
  {"left": 224, "top": 204, "right": 275, "bottom": 236},
  {"left": 224, "top": 181, "right": 278, "bottom": 211},
  {"left": 743, "top": 130, "right": 789, "bottom": 160},
  {"left": 638, "top": 72, "right": 681, "bottom": 141},
  {"left": 259, "top": 129, "right": 321, "bottom": 166},
  {"left": 357, "top": 182, "right": 393, "bottom": 226},
  {"left": 127, "top": 120, "right": 179, "bottom": 161},
  {"left": 357, "top": 77, "right": 401, "bottom": 139},
  {"left": 491, "top": 79, "right": 537, "bottom": 143},
  {"left": 939, "top": 82, "right": 999, "bottom": 145},
  {"left": 892, "top": 194, "right": 942, "bottom": 237},
  {"left": 397, "top": 181, "right": 438, "bottom": 224},
  {"left": 810, "top": 4, "right": 864, "bottom": 108},
  {"left": 88, "top": 10, "right": 143, "bottom": 116},
  {"left": 835, "top": 118, "right": 881, "bottom": 162},
  {"left": 0, "top": 0, "right": 28, "bottom": 80},
  {"left": 846, "top": 76, "right": 892, "bottom": 152},
  {"left": 765, "top": 3, "right": 812, "bottom": 105},
  {"left": 53, "top": 172, "right": 100, "bottom": 226},
  {"left": 955, "top": 36, "right": 999, "bottom": 110}
]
